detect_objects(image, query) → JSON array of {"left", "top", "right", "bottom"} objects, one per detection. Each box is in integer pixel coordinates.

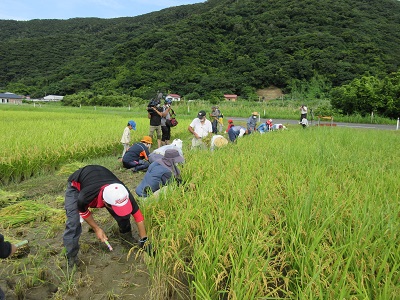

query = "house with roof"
[
  {"left": 224, "top": 94, "right": 238, "bottom": 102},
  {"left": 0, "top": 92, "right": 24, "bottom": 104},
  {"left": 165, "top": 94, "right": 181, "bottom": 102}
]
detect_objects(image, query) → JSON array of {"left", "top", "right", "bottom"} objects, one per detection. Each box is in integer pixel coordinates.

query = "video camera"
[
  {"left": 147, "top": 91, "right": 164, "bottom": 112},
  {"left": 147, "top": 98, "right": 160, "bottom": 109}
]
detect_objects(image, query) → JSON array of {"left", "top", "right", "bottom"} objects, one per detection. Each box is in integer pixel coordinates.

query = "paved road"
[{"left": 227, "top": 117, "right": 399, "bottom": 131}]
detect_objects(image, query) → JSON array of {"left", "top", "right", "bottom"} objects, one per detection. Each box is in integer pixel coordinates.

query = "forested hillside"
[{"left": 1, "top": 0, "right": 400, "bottom": 101}]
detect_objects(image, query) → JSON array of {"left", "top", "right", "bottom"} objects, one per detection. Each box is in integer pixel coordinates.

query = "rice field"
[
  {"left": 1, "top": 103, "right": 399, "bottom": 299},
  {"left": 0, "top": 105, "right": 151, "bottom": 184},
  {"left": 144, "top": 128, "right": 400, "bottom": 299}
]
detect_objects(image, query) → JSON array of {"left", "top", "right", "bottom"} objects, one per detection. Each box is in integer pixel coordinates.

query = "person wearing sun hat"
[
  {"left": 247, "top": 112, "right": 259, "bottom": 134},
  {"left": 122, "top": 136, "right": 152, "bottom": 172},
  {"left": 188, "top": 110, "right": 213, "bottom": 149},
  {"left": 120, "top": 120, "right": 136, "bottom": 158},
  {"left": 63, "top": 165, "right": 151, "bottom": 268},
  {"left": 135, "top": 149, "right": 185, "bottom": 198},
  {"left": 210, "top": 135, "right": 229, "bottom": 151}
]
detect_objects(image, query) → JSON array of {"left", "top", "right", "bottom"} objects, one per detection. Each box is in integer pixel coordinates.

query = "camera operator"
[{"left": 147, "top": 98, "right": 168, "bottom": 148}]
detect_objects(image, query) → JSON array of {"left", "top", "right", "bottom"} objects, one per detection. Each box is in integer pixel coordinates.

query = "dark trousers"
[
  {"left": 122, "top": 159, "right": 150, "bottom": 171},
  {"left": 300, "top": 113, "right": 307, "bottom": 122},
  {"left": 161, "top": 125, "right": 171, "bottom": 141},
  {"left": 228, "top": 128, "right": 239, "bottom": 142},
  {"left": 212, "top": 119, "right": 218, "bottom": 134}
]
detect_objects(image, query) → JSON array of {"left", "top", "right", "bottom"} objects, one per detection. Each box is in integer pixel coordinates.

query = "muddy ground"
[{"left": 0, "top": 158, "right": 155, "bottom": 300}]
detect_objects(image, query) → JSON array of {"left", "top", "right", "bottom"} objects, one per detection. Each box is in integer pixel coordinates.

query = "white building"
[
  {"left": 165, "top": 94, "right": 181, "bottom": 102},
  {"left": 43, "top": 95, "right": 64, "bottom": 101}
]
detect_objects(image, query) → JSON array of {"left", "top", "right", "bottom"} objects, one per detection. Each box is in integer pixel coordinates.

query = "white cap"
[{"left": 103, "top": 184, "right": 132, "bottom": 216}]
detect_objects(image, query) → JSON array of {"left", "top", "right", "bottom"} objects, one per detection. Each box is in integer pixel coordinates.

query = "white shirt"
[
  {"left": 120, "top": 126, "right": 131, "bottom": 144},
  {"left": 189, "top": 118, "right": 212, "bottom": 138}
]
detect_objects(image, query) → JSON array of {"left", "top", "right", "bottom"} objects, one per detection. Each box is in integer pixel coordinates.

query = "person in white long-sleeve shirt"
[{"left": 120, "top": 120, "right": 136, "bottom": 157}]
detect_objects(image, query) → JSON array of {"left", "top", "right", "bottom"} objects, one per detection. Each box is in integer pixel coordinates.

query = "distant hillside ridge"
[{"left": 1, "top": 0, "right": 400, "bottom": 99}]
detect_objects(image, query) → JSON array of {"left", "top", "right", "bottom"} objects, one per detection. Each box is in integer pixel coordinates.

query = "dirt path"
[{"left": 0, "top": 161, "right": 153, "bottom": 300}]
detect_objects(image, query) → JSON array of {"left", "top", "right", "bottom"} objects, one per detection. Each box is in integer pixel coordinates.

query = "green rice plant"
[
  {"left": 0, "top": 105, "right": 193, "bottom": 185},
  {"left": 14, "top": 279, "right": 26, "bottom": 299},
  {"left": 144, "top": 127, "right": 400, "bottom": 299}
]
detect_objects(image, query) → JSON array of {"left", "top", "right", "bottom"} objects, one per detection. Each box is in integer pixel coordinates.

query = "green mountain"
[{"left": 1, "top": 0, "right": 400, "bottom": 99}]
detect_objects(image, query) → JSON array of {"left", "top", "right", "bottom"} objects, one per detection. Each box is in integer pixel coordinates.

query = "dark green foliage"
[
  {"left": 0, "top": 0, "right": 400, "bottom": 113},
  {"left": 330, "top": 71, "right": 400, "bottom": 118}
]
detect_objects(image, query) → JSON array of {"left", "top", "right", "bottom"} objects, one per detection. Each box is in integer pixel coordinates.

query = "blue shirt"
[{"left": 135, "top": 161, "right": 173, "bottom": 197}]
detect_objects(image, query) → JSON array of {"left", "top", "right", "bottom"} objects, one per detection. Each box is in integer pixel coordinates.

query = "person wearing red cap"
[
  {"left": 226, "top": 119, "right": 235, "bottom": 132},
  {"left": 63, "top": 165, "right": 150, "bottom": 268}
]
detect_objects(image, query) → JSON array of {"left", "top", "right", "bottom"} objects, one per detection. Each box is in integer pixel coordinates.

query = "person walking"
[
  {"left": 122, "top": 136, "right": 152, "bottom": 172},
  {"left": 0, "top": 233, "right": 17, "bottom": 299},
  {"left": 135, "top": 149, "right": 184, "bottom": 198},
  {"left": 120, "top": 120, "right": 136, "bottom": 158},
  {"left": 187, "top": 110, "right": 213, "bottom": 149},
  {"left": 63, "top": 165, "right": 151, "bottom": 268}
]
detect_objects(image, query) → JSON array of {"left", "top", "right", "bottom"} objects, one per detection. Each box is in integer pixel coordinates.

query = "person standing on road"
[
  {"left": 188, "top": 110, "right": 213, "bottom": 149},
  {"left": 300, "top": 104, "right": 308, "bottom": 123},
  {"left": 63, "top": 165, "right": 151, "bottom": 268},
  {"left": 0, "top": 233, "right": 17, "bottom": 299},
  {"left": 120, "top": 120, "right": 136, "bottom": 158}
]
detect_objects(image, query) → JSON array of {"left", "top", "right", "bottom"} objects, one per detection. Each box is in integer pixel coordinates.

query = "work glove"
[{"left": 138, "top": 237, "right": 154, "bottom": 256}]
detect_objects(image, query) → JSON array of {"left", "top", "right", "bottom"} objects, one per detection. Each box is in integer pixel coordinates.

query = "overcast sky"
[{"left": 0, "top": 0, "right": 206, "bottom": 21}]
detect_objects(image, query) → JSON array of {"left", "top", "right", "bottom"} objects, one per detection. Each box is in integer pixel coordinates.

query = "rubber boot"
[{"left": 67, "top": 255, "right": 79, "bottom": 269}]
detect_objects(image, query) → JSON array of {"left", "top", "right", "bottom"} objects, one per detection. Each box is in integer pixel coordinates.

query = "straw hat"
[{"left": 213, "top": 137, "right": 228, "bottom": 148}]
